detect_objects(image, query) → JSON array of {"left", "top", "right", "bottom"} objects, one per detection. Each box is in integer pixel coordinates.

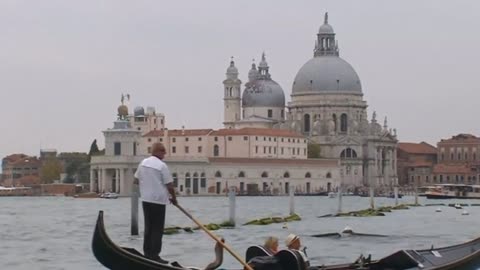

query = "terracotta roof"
[
  {"left": 432, "top": 164, "right": 472, "bottom": 174},
  {"left": 439, "top": 134, "right": 480, "bottom": 144},
  {"left": 208, "top": 157, "right": 338, "bottom": 166},
  {"left": 143, "top": 128, "right": 306, "bottom": 139},
  {"left": 211, "top": 128, "right": 305, "bottom": 138},
  {"left": 2, "top": 154, "right": 29, "bottom": 163},
  {"left": 398, "top": 142, "right": 437, "bottom": 154},
  {"left": 143, "top": 129, "right": 213, "bottom": 137}
]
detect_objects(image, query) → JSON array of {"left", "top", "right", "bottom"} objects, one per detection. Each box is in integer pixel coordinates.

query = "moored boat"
[
  {"left": 92, "top": 211, "right": 480, "bottom": 270},
  {"left": 425, "top": 184, "right": 480, "bottom": 199}
]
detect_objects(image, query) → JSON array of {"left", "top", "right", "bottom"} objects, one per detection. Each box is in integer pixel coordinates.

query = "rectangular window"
[
  {"left": 185, "top": 146, "right": 189, "bottom": 153},
  {"left": 281, "top": 138, "right": 284, "bottom": 142},
  {"left": 274, "top": 147, "right": 276, "bottom": 154},
  {"left": 255, "top": 146, "right": 258, "bottom": 153},
  {"left": 256, "top": 136, "right": 258, "bottom": 141},
  {"left": 214, "top": 137, "right": 218, "bottom": 142},
  {"left": 281, "top": 147, "right": 284, "bottom": 155},
  {"left": 172, "top": 146, "right": 176, "bottom": 153},
  {"left": 243, "top": 136, "right": 248, "bottom": 141},
  {"left": 147, "top": 147, "right": 152, "bottom": 154},
  {"left": 186, "top": 179, "right": 191, "bottom": 188},
  {"left": 268, "top": 109, "right": 273, "bottom": 118},
  {"left": 148, "top": 138, "right": 151, "bottom": 142},
  {"left": 263, "top": 146, "right": 266, "bottom": 154},
  {"left": 159, "top": 138, "right": 163, "bottom": 142},
  {"left": 114, "top": 142, "right": 121, "bottom": 155},
  {"left": 185, "top": 137, "right": 189, "bottom": 142},
  {"left": 172, "top": 138, "right": 176, "bottom": 143},
  {"left": 269, "top": 137, "right": 271, "bottom": 141},
  {"left": 198, "top": 137, "right": 202, "bottom": 141},
  {"left": 133, "top": 142, "right": 137, "bottom": 155},
  {"left": 281, "top": 110, "right": 284, "bottom": 118},
  {"left": 198, "top": 146, "right": 202, "bottom": 153},
  {"left": 200, "top": 178, "right": 206, "bottom": 188},
  {"left": 264, "top": 137, "right": 266, "bottom": 141},
  {"left": 268, "top": 147, "right": 271, "bottom": 154},
  {"left": 228, "top": 136, "right": 232, "bottom": 141}
]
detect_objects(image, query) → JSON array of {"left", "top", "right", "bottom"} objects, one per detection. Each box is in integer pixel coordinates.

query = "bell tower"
[{"left": 223, "top": 57, "right": 242, "bottom": 128}]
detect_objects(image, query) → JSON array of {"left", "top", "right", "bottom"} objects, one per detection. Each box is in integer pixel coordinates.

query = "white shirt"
[{"left": 134, "top": 156, "right": 173, "bottom": 205}]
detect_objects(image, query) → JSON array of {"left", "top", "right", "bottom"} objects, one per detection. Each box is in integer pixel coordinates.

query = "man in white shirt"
[{"left": 134, "top": 142, "right": 177, "bottom": 263}]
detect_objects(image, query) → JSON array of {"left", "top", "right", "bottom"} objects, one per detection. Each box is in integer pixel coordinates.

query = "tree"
[
  {"left": 307, "top": 143, "right": 322, "bottom": 158},
  {"left": 40, "top": 159, "right": 62, "bottom": 184},
  {"left": 59, "top": 152, "right": 90, "bottom": 183},
  {"left": 89, "top": 139, "right": 100, "bottom": 156}
]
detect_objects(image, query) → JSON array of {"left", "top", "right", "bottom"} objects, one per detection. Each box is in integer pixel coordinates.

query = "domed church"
[{"left": 223, "top": 13, "right": 398, "bottom": 187}]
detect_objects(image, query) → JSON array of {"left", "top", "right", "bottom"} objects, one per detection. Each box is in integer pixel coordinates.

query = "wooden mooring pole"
[
  {"left": 289, "top": 186, "right": 295, "bottom": 215},
  {"left": 131, "top": 183, "right": 139, "bottom": 236},
  {"left": 228, "top": 187, "right": 236, "bottom": 226}
]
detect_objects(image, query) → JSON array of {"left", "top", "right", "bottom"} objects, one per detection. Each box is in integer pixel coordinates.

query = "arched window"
[
  {"left": 303, "top": 114, "right": 310, "bottom": 133},
  {"left": 185, "top": 173, "right": 191, "bottom": 188},
  {"left": 200, "top": 173, "right": 206, "bottom": 188},
  {"left": 326, "top": 172, "right": 332, "bottom": 178},
  {"left": 261, "top": 172, "right": 268, "bottom": 178},
  {"left": 238, "top": 171, "right": 245, "bottom": 177},
  {"left": 215, "top": 171, "right": 222, "bottom": 178},
  {"left": 283, "top": 172, "right": 290, "bottom": 178},
  {"left": 305, "top": 172, "right": 311, "bottom": 178},
  {"left": 172, "top": 173, "right": 178, "bottom": 187},
  {"left": 213, "top": 145, "right": 219, "bottom": 157},
  {"left": 340, "top": 148, "right": 357, "bottom": 159},
  {"left": 340, "top": 114, "right": 348, "bottom": 132}
]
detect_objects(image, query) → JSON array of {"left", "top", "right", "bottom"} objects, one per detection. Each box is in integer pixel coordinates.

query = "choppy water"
[{"left": 1, "top": 195, "right": 479, "bottom": 270}]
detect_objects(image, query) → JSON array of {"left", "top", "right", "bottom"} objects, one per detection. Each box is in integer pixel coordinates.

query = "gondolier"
[{"left": 134, "top": 142, "right": 177, "bottom": 263}]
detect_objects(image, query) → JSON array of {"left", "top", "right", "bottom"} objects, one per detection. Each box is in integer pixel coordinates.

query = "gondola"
[{"left": 93, "top": 211, "right": 480, "bottom": 270}]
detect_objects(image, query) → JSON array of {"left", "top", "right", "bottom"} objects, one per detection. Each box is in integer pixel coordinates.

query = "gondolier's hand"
[{"left": 169, "top": 197, "right": 178, "bottom": 205}]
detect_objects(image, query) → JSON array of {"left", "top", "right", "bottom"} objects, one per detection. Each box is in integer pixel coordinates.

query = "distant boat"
[
  {"left": 100, "top": 192, "right": 119, "bottom": 199},
  {"left": 328, "top": 192, "right": 337, "bottom": 198}
]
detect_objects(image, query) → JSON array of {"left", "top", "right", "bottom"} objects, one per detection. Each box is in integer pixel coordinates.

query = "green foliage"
[
  {"left": 307, "top": 143, "right": 321, "bottom": 158},
  {"left": 58, "top": 152, "right": 90, "bottom": 183},
  {"left": 40, "top": 159, "right": 62, "bottom": 184}
]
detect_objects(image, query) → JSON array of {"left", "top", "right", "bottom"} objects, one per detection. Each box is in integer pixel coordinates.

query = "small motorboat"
[{"left": 100, "top": 192, "right": 119, "bottom": 199}]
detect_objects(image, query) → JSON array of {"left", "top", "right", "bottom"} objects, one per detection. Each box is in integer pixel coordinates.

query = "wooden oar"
[{"left": 175, "top": 204, "right": 253, "bottom": 270}]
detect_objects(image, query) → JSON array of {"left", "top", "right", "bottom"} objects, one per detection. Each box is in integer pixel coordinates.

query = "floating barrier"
[{"left": 243, "top": 213, "right": 301, "bottom": 226}]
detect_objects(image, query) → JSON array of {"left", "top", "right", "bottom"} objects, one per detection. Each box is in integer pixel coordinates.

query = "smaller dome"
[
  {"left": 227, "top": 61, "right": 238, "bottom": 74},
  {"left": 248, "top": 63, "right": 259, "bottom": 82},
  {"left": 134, "top": 106, "right": 145, "bottom": 116},
  {"left": 319, "top": 23, "right": 334, "bottom": 34},
  {"left": 242, "top": 79, "right": 285, "bottom": 107},
  {"left": 117, "top": 105, "right": 128, "bottom": 117}
]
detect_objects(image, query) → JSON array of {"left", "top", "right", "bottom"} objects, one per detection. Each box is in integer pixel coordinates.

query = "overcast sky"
[{"left": 1, "top": 0, "right": 479, "bottom": 162}]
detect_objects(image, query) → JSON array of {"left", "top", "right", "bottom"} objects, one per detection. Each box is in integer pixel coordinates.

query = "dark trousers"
[{"left": 142, "top": 201, "right": 166, "bottom": 260}]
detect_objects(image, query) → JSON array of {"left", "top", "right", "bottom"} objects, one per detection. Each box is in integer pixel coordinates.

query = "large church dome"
[
  {"left": 292, "top": 56, "right": 362, "bottom": 94},
  {"left": 292, "top": 13, "right": 362, "bottom": 95}
]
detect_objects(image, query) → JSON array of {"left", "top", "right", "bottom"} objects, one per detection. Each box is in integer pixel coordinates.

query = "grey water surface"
[{"left": 1, "top": 196, "right": 479, "bottom": 270}]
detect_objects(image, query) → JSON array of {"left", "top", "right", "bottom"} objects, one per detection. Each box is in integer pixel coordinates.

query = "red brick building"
[
  {"left": 397, "top": 142, "right": 437, "bottom": 186},
  {"left": 1, "top": 154, "right": 41, "bottom": 186},
  {"left": 432, "top": 134, "right": 480, "bottom": 184}
]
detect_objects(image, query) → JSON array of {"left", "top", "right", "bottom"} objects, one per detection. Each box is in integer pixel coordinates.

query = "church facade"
[
  {"left": 90, "top": 13, "right": 397, "bottom": 196},
  {"left": 224, "top": 13, "right": 398, "bottom": 188}
]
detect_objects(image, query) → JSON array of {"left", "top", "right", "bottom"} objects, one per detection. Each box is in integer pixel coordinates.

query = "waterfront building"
[
  {"left": 1, "top": 154, "right": 41, "bottom": 186},
  {"left": 432, "top": 134, "right": 480, "bottom": 185},
  {"left": 89, "top": 13, "right": 399, "bottom": 196},
  {"left": 396, "top": 142, "right": 437, "bottom": 186}
]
